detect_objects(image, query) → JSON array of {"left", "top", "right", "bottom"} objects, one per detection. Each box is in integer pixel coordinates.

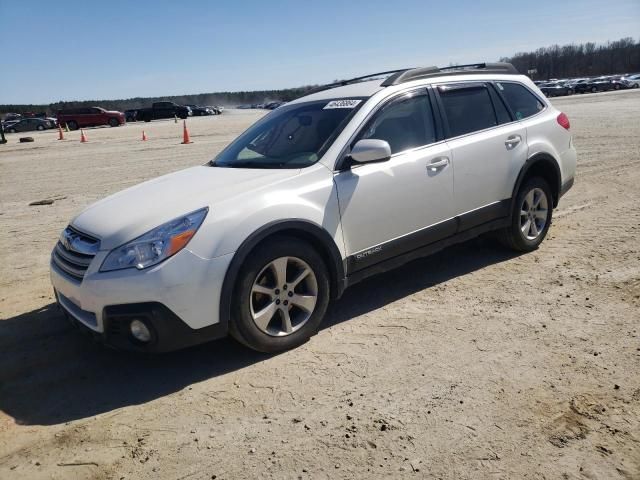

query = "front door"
[{"left": 334, "top": 91, "right": 455, "bottom": 273}]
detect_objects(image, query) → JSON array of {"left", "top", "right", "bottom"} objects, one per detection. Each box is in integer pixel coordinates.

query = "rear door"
[
  {"left": 334, "top": 89, "right": 455, "bottom": 272},
  {"left": 435, "top": 82, "right": 527, "bottom": 230}
]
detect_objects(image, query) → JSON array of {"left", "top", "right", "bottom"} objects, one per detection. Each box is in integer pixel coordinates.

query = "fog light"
[{"left": 130, "top": 319, "right": 151, "bottom": 343}]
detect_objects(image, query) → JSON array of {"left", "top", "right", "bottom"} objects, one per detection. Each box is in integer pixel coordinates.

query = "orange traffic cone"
[
  {"left": 181, "top": 120, "right": 191, "bottom": 144},
  {"left": 142, "top": 130, "right": 147, "bottom": 141},
  {"left": 58, "top": 124, "right": 64, "bottom": 140},
  {"left": 80, "top": 129, "right": 88, "bottom": 143}
]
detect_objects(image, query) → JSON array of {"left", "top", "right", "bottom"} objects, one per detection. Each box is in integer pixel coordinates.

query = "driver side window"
[{"left": 357, "top": 94, "right": 436, "bottom": 154}]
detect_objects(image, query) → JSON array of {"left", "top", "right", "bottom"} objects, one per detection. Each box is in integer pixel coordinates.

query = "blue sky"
[{"left": 1, "top": 0, "right": 638, "bottom": 104}]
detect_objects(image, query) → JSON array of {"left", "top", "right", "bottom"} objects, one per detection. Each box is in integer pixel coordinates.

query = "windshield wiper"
[{"left": 211, "top": 160, "right": 287, "bottom": 169}]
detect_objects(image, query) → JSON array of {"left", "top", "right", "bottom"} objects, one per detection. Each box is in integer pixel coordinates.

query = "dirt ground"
[{"left": 1, "top": 91, "right": 639, "bottom": 480}]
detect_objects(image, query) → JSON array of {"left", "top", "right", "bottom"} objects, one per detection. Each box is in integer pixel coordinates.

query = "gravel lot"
[{"left": 1, "top": 91, "right": 639, "bottom": 479}]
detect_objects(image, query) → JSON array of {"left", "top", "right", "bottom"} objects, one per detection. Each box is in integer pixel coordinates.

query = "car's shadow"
[{"left": 0, "top": 237, "right": 520, "bottom": 426}]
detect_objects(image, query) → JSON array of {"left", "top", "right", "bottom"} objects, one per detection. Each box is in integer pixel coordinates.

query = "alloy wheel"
[
  {"left": 520, "top": 188, "right": 548, "bottom": 240},
  {"left": 250, "top": 256, "right": 318, "bottom": 336}
]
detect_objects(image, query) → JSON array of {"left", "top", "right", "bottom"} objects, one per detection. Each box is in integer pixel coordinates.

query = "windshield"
[{"left": 212, "top": 98, "right": 365, "bottom": 168}]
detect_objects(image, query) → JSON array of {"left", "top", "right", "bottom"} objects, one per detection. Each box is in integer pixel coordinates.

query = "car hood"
[{"left": 71, "top": 165, "right": 299, "bottom": 250}]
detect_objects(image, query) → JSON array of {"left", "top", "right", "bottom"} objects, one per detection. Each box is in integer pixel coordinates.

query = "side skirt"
[{"left": 344, "top": 200, "right": 511, "bottom": 288}]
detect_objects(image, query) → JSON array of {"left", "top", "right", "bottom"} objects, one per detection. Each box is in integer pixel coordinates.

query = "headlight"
[{"left": 100, "top": 208, "right": 208, "bottom": 272}]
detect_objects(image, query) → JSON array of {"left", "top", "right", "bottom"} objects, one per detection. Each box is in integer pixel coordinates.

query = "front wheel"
[
  {"left": 498, "top": 177, "right": 553, "bottom": 252},
  {"left": 230, "top": 237, "right": 330, "bottom": 353},
  {"left": 36, "top": 125, "right": 45, "bottom": 131},
  {"left": 108, "top": 118, "right": 119, "bottom": 127}
]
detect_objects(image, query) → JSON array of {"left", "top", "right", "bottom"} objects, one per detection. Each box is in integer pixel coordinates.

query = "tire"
[
  {"left": 614, "top": 84, "right": 620, "bottom": 90},
  {"left": 567, "top": 89, "right": 574, "bottom": 96},
  {"left": 591, "top": 86, "right": 597, "bottom": 93},
  {"left": 108, "top": 118, "right": 119, "bottom": 127},
  {"left": 37, "top": 125, "right": 45, "bottom": 131},
  {"left": 229, "top": 236, "right": 330, "bottom": 353},
  {"left": 497, "top": 177, "right": 553, "bottom": 252},
  {"left": 8, "top": 128, "right": 16, "bottom": 133},
  {"left": 67, "top": 120, "right": 78, "bottom": 130}
]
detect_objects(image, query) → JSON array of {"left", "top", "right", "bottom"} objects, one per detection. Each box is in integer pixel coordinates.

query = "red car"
[{"left": 56, "top": 107, "right": 125, "bottom": 130}]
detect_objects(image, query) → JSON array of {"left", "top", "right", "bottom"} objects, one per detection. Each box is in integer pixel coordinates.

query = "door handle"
[
  {"left": 505, "top": 135, "right": 522, "bottom": 150},
  {"left": 427, "top": 157, "right": 449, "bottom": 171}
]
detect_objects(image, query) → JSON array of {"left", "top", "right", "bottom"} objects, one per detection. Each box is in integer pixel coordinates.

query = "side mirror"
[{"left": 349, "top": 139, "right": 391, "bottom": 165}]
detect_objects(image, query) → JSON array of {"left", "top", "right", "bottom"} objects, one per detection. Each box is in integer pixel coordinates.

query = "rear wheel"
[
  {"left": 230, "top": 237, "right": 330, "bottom": 353},
  {"left": 67, "top": 120, "right": 78, "bottom": 130},
  {"left": 36, "top": 124, "right": 45, "bottom": 131},
  {"left": 591, "top": 86, "right": 597, "bottom": 93},
  {"left": 498, "top": 177, "right": 553, "bottom": 252},
  {"left": 108, "top": 118, "right": 119, "bottom": 127},
  {"left": 8, "top": 128, "right": 16, "bottom": 133}
]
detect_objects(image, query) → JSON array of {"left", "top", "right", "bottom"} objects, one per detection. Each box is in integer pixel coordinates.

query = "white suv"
[{"left": 51, "top": 63, "right": 576, "bottom": 353}]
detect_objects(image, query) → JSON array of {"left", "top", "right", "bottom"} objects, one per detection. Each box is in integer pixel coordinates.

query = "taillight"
[{"left": 557, "top": 112, "right": 570, "bottom": 130}]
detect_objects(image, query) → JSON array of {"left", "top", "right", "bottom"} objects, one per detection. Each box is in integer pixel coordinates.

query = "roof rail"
[
  {"left": 304, "top": 69, "right": 411, "bottom": 96},
  {"left": 380, "top": 62, "right": 519, "bottom": 86}
]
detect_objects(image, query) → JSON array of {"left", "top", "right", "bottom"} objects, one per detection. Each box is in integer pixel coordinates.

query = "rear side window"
[
  {"left": 357, "top": 94, "right": 436, "bottom": 154},
  {"left": 496, "top": 82, "right": 544, "bottom": 120},
  {"left": 439, "top": 85, "right": 497, "bottom": 137}
]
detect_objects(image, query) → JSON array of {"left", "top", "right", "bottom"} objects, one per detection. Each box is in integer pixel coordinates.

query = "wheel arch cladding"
[
  {"left": 219, "top": 220, "right": 345, "bottom": 333},
  {"left": 512, "top": 154, "right": 561, "bottom": 209}
]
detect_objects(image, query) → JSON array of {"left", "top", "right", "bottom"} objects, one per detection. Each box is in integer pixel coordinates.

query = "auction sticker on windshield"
[{"left": 324, "top": 99, "right": 362, "bottom": 109}]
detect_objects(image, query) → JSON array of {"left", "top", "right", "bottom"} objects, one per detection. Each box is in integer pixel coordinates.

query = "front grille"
[{"left": 51, "top": 226, "right": 99, "bottom": 281}]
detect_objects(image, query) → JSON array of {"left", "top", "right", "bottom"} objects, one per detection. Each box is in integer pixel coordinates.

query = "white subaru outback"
[{"left": 51, "top": 63, "right": 576, "bottom": 353}]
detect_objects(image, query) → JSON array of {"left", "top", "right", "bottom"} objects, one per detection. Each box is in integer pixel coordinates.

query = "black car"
[
  {"left": 4, "top": 117, "right": 54, "bottom": 133},
  {"left": 136, "top": 102, "right": 190, "bottom": 122},
  {"left": 538, "top": 81, "right": 574, "bottom": 97},
  {"left": 575, "top": 76, "right": 630, "bottom": 94}
]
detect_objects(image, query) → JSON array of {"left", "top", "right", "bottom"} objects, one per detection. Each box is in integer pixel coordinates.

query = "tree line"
[
  {"left": 500, "top": 37, "right": 639, "bottom": 80},
  {"left": 2, "top": 37, "right": 639, "bottom": 115}
]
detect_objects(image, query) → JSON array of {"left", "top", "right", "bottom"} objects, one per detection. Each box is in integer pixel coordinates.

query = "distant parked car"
[
  {"left": 264, "top": 101, "right": 286, "bottom": 110},
  {"left": 57, "top": 107, "right": 125, "bottom": 130},
  {"left": 125, "top": 109, "right": 138, "bottom": 122},
  {"left": 137, "top": 102, "right": 190, "bottom": 122},
  {"left": 186, "top": 105, "right": 214, "bottom": 116},
  {"left": 538, "top": 81, "right": 574, "bottom": 97},
  {"left": 621, "top": 73, "right": 640, "bottom": 88},
  {"left": 575, "top": 77, "right": 628, "bottom": 94},
  {"left": 4, "top": 117, "right": 54, "bottom": 133}
]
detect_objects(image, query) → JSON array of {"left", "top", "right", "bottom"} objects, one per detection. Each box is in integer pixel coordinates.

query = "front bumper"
[
  {"left": 57, "top": 298, "right": 227, "bottom": 352},
  {"left": 50, "top": 248, "right": 234, "bottom": 352}
]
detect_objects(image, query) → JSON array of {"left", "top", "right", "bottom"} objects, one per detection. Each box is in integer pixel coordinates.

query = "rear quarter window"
[{"left": 496, "top": 82, "right": 544, "bottom": 120}]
